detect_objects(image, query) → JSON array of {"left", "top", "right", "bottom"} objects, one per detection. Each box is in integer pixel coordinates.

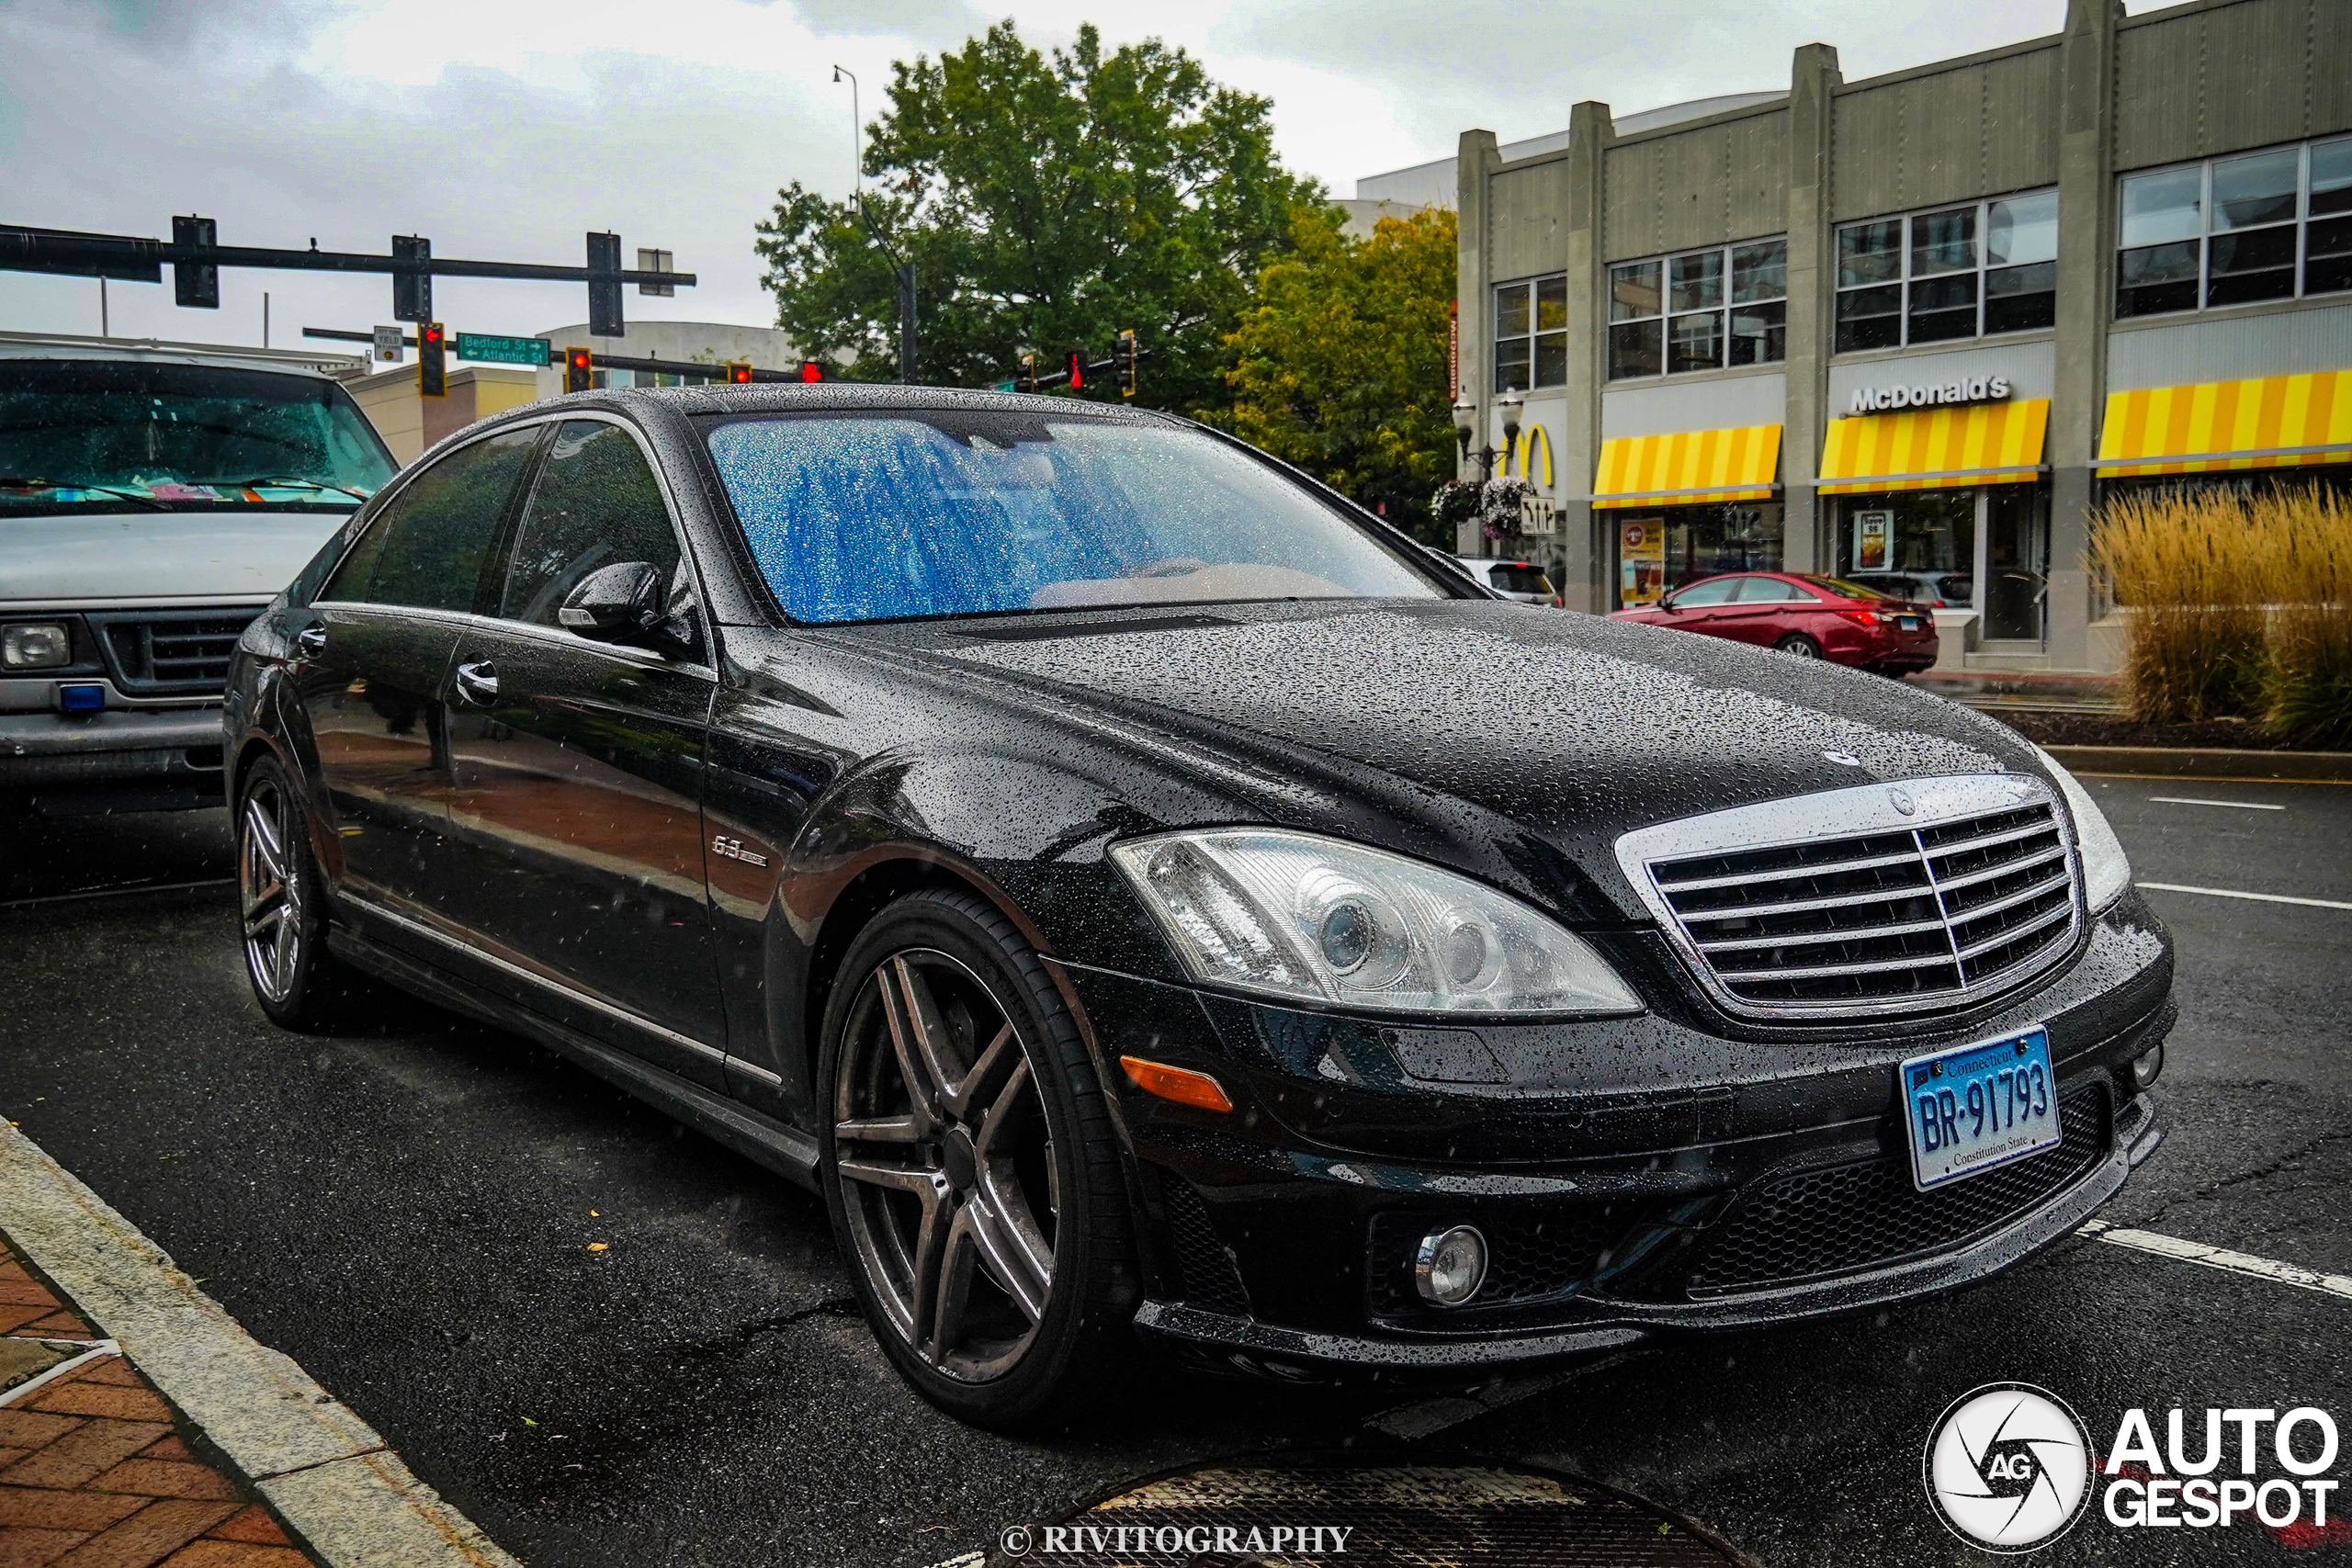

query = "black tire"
[
  {"left": 235, "top": 754, "right": 368, "bottom": 1031},
  {"left": 817, "top": 887, "right": 1139, "bottom": 1429},
  {"left": 1775, "top": 633, "right": 1824, "bottom": 659}
]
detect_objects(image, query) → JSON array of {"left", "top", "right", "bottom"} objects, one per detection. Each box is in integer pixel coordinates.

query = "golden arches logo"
[{"left": 1510, "top": 423, "right": 1555, "bottom": 488}]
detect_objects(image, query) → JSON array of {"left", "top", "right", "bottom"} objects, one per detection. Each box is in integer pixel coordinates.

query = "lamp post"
[
  {"left": 1496, "top": 389, "right": 1524, "bottom": 480},
  {"left": 831, "top": 66, "right": 860, "bottom": 218},
  {"left": 1451, "top": 396, "right": 1477, "bottom": 475}
]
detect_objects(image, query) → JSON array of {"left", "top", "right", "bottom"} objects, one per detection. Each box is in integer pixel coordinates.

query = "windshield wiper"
[
  {"left": 201, "top": 476, "right": 371, "bottom": 501},
  {"left": 0, "top": 478, "right": 168, "bottom": 512}
]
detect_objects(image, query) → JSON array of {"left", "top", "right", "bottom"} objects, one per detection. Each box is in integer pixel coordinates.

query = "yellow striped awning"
[
  {"left": 2095, "top": 371, "right": 2352, "bottom": 477},
  {"left": 1592, "top": 423, "right": 1781, "bottom": 509},
  {"left": 1818, "top": 399, "right": 2049, "bottom": 495}
]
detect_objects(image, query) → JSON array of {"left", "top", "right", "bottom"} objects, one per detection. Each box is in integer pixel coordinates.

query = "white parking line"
[
  {"left": 2137, "top": 882, "right": 2352, "bottom": 911},
  {"left": 2080, "top": 1221, "right": 2352, "bottom": 1302},
  {"left": 2146, "top": 795, "right": 2286, "bottom": 811}
]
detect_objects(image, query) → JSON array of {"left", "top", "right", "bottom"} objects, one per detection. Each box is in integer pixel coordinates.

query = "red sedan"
[{"left": 1611, "top": 571, "right": 1939, "bottom": 675}]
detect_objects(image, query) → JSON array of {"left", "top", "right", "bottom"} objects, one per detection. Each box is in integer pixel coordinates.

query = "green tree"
[
  {"left": 1221, "top": 205, "right": 1459, "bottom": 542},
  {"left": 755, "top": 21, "right": 1322, "bottom": 411}
]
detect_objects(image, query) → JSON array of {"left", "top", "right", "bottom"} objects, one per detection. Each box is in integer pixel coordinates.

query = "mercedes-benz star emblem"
[
  {"left": 1922, "top": 1382, "right": 2092, "bottom": 1553},
  {"left": 1889, "top": 786, "right": 1917, "bottom": 816},
  {"left": 1823, "top": 750, "right": 1863, "bottom": 767}
]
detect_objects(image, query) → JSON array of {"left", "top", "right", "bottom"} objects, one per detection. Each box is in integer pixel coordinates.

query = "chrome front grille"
[{"left": 1615, "top": 775, "right": 2083, "bottom": 1020}]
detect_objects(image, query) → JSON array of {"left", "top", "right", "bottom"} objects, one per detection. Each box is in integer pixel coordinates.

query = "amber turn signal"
[{"left": 1119, "top": 1055, "right": 1233, "bottom": 1113}]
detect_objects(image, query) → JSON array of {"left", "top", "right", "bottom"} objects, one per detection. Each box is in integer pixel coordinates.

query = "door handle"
[
  {"left": 296, "top": 625, "right": 327, "bottom": 657},
  {"left": 453, "top": 660, "right": 500, "bottom": 705}
]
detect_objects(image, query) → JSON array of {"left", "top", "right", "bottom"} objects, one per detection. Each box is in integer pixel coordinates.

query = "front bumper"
[
  {"left": 0, "top": 705, "right": 229, "bottom": 802},
  {"left": 1070, "top": 894, "right": 2176, "bottom": 1379}
]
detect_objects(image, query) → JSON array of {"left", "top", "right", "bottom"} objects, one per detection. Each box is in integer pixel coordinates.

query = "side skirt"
[{"left": 325, "top": 925, "right": 820, "bottom": 1191}]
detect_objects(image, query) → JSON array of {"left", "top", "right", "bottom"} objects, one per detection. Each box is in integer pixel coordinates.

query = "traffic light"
[
  {"left": 1066, "top": 350, "right": 1083, "bottom": 391},
  {"left": 391, "top": 235, "right": 431, "bottom": 323},
  {"left": 1020, "top": 353, "right": 1036, "bottom": 393},
  {"left": 726, "top": 361, "right": 753, "bottom": 385},
  {"left": 798, "top": 361, "right": 824, "bottom": 383},
  {"left": 1114, "top": 329, "right": 1136, "bottom": 399},
  {"left": 171, "top": 216, "right": 217, "bottom": 309},
  {"left": 418, "top": 321, "right": 447, "bottom": 398},
  {"left": 585, "top": 231, "right": 624, "bottom": 337},
  {"left": 562, "top": 345, "right": 594, "bottom": 393}
]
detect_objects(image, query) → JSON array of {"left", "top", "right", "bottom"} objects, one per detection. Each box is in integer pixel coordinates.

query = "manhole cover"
[{"left": 993, "top": 1455, "right": 1753, "bottom": 1567}]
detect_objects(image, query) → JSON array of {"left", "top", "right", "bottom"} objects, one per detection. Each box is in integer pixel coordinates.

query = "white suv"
[{"left": 1, "top": 333, "right": 393, "bottom": 813}]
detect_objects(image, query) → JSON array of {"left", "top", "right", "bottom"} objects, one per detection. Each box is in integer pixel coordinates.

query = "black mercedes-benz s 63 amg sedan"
[{"left": 221, "top": 385, "right": 2172, "bottom": 1427}]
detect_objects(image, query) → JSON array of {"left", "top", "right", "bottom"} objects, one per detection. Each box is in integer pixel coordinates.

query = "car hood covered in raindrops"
[{"left": 903, "top": 598, "right": 2044, "bottom": 919}]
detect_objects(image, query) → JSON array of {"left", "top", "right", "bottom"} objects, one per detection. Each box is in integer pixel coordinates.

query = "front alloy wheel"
[
  {"left": 819, "top": 888, "right": 1136, "bottom": 1427},
  {"left": 240, "top": 772, "right": 305, "bottom": 1007},
  {"left": 833, "top": 950, "right": 1057, "bottom": 1382}
]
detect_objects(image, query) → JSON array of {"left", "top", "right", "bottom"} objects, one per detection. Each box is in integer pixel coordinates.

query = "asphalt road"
[{"left": 3, "top": 767, "right": 2346, "bottom": 1566}]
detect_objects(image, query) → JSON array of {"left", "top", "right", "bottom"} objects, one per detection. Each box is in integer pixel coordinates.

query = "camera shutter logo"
[{"left": 1923, "top": 1382, "right": 2093, "bottom": 1552}]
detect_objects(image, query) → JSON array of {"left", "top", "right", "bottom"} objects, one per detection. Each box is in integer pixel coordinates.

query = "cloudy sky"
[{"left": 3, "top": 0, "right": 2114, "bottom": 355}]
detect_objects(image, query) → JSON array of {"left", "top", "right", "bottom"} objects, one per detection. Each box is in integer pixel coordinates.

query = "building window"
[
  {"left": 1494, "top": 275, "right": 1567, "bottom": 392},
  {"left": 2117, "top": 136, "right": 2352, "bottom": 318},
  {"left": 1834, "top": 191, "right": 2056, "bottom": 352},
  {"left": 1607, "top": 239, "right": 1786, "bottom": 380}
]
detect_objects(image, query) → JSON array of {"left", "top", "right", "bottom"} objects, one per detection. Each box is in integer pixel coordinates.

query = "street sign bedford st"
[{"left": 458, "top": 332, "right": 552, "bottom": 367}]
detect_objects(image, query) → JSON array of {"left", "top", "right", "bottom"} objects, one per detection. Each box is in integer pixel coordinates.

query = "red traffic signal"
[
  {"left": 798, "top": 361, "right": 824, "bottom": 383},
  {"left": 562, "top": 345, "right": 594, "bottom": 393},
  {"left": 418, "top": 321, "right": 447, "bottom": 398},
  {"left": 1066, "top": 351, "right": 1083, "bottom": 390},
  {"left": 726, "top": 361, "right": 754, "bottom": 385}
]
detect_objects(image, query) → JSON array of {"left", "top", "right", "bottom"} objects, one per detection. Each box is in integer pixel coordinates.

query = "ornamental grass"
[{"left": 2088, "top": 482, "right": 2352, "bottom": 746}]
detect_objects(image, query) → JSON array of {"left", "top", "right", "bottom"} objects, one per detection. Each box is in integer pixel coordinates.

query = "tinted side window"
[
  {"left": 1671, "top": 578, "right": 1742, "bottom": 607},
  {"left": 500, "top": 421, "right": 683, "bottom": 626},
  {"left": 324, "top": 427, "right": 539, "bottom": 609}
]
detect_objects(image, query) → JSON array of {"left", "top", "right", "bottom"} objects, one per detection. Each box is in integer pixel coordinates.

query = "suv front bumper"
[{"left": 0, "top": 705, "right": 229, "bottom": 804}]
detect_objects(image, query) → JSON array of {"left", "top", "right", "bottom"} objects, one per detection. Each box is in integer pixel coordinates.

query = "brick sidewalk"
[{"left": 0, "top": 1230, "right": 311, "bottom": 1568}]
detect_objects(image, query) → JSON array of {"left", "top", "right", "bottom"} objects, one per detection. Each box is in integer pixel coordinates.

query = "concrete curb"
[
  {"left": 0, "top": 1120, "right": 521, "bottom": 1568},
  {"left": 2044, "top": 744, "right": 2352, "bottom": 782}
]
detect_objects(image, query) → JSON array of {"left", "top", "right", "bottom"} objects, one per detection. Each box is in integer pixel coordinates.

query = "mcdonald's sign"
[{"left": 1509, "top": 423, "right": 1555, "bottom": 489}]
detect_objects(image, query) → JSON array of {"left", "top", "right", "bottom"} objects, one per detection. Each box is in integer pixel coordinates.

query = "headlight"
[
  {"left": 1, "top": 622, "right": 71, "bottom": 671},
  {"left": 1109, "top": 829, "right": 1643, "bottom": 1017},
  {"left": 2032, "top": 746, "right": 2132, "bottom": 914}
]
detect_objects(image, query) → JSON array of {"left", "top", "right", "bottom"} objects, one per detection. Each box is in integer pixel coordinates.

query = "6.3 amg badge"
[{"left": 1924, "top": 1382, "right": 2093, "bottom": 1552}]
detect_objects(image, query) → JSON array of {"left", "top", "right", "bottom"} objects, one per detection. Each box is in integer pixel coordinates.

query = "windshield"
[
  {"left": 0, "top": 359, "right": 397, "bottom": 513},
  {"left": 702, "top": 412, "right": 1443, "bottom": 624}
]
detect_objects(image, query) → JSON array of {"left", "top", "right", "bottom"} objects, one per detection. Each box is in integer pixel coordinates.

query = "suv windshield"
[
  {"left": 0, "top": 359, "right": 396, "bottom": 513},
  {"left": 703, "top": 412, "right": 1443, "bottom": 624}
]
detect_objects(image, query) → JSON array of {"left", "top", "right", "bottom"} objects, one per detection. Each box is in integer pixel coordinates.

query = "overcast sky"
[{"left": 2, "top": 0, "right": 2128, "bottom": 355}]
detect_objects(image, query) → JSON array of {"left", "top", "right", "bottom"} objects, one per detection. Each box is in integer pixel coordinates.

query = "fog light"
[
  {"left": 2131, "top": 1041, "right": 2164, "bottom": 1089},
  {"left": 56, "top": 683, "right": 105, "bottom": 714},
  {"left": 1414, "top": 1224, "right": 1487, "bottom": 1307}
]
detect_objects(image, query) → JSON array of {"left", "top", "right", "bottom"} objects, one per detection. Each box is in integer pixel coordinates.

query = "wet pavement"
[{"left": 1, "top": 772, "right": 2346, "bottom": 1565}]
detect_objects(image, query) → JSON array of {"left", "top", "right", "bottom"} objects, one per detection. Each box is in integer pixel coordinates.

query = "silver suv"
[{"left": 1, "top": 333, "right": 393, "bottom": 813}]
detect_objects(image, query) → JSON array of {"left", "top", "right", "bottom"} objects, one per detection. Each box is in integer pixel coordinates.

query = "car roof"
[
  {"left": 572, "top": 381, "right": 1188, "bottom": 425},
  {"left": 0, "top": 331, "right": 358, "bottom": 380}
]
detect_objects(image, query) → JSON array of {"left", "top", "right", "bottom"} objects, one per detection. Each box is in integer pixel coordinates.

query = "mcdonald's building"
[{"left": 1370, "top": 0, "right": 2352, "bottom": 675}]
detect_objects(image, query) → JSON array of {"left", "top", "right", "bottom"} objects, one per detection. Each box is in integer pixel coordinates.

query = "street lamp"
[
  {"left": 831, "top": 66, "right": 860, "bottom": 217},
  {"left": 1452, "top": 396, "right": 1483, "bottom": 478},
  {"left": 1496, "top": 389, "right": 1524, "bottom": 479}
]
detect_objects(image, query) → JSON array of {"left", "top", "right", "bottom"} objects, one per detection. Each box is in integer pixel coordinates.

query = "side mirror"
[{"left": 558, "top": 561, "right": 696, "bottom": 657}]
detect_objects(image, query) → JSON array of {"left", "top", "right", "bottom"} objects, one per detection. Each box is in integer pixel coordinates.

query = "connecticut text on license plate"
[{"left": 1900, "top": 1028, "right": 2059, "bottom": 1190}]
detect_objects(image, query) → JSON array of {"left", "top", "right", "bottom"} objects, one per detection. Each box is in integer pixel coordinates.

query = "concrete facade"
[
  {"left": 1441, "top": 0, "right": 2352, "bottom": 670},
  {"left": 345, "top": 365, "right": 538, "bottom": 466}
]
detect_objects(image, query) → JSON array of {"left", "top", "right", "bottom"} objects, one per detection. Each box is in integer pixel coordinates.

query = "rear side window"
[
  {"left": 1669, "top": 577, "right": 1742, "bottom": 606},
  {"left": 1734, "top": 577, "right": 1804, "bottom": 603},
  {"left": 499, "top": 422, "right": 682, "bottom": 626},
  {"left": 1490, "top": 564, "right": 1551, "bottom": 594},
  {"left": 323, "top": 428, "right": 540, "bottom": 610}
]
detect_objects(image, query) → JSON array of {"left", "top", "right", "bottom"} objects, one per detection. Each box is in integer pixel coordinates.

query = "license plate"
[
  {"left": 1898, "top": 615, "right": 1923, "bottom": 630},
  {"left": 1900, "top": 1029, "right": 2060, "bottom": 1190}
]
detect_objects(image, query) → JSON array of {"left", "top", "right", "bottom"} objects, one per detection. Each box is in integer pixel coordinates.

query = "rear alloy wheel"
[
  {"left": 237, "top": 755, "right": 365, "bottom": 1031},
  {"left": 820, "top": 889, "right": 1136, "bottom": 1427},
  {"left": 1775, "top": 632, "right": 1824, "bottom": 659}
]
